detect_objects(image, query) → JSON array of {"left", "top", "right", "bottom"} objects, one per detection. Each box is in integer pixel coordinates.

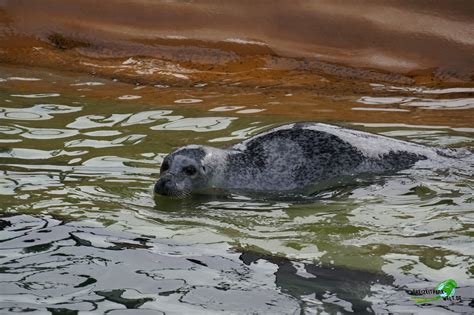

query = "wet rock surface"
[{"left": 1, "top": 1, "right": 474, "bottom": 82}]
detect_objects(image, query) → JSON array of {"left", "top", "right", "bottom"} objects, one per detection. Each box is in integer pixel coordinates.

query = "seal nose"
[{"left": 154, "top": 177, "right": 171, "bottom": 195}]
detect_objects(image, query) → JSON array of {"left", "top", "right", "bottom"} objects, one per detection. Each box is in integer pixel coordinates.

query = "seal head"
[{"left": 154, "top": 145, "right": 215, "bottom": 198}]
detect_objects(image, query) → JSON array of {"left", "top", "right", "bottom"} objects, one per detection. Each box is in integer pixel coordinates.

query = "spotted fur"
[{"left": 155, "top": 122, "right": 436, "bottom": 197}]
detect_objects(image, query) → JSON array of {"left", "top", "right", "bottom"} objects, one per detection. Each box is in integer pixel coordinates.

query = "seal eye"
[
  {"left": 161, "top": 161, "right": 169, "bottom": 172},
  {"left": 183, "top": 165, "right": 197, "bottom": 176}
]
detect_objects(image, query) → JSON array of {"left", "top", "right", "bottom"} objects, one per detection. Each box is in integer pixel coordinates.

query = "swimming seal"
[{"left": 154, "top": 122, "right": 442, "bottom": 198}]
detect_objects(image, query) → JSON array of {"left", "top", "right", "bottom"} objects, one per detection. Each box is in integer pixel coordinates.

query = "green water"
[{"left": 0, "top": 66, "right": 473, "bottom": 313}]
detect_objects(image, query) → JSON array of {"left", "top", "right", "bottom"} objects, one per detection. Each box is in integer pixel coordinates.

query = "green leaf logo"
[
  {"left": 436, "top": 279, "right": 457, "bottom": 298},
  {"left": 412, "top": 279, "right": 457, "bottom": 304}
]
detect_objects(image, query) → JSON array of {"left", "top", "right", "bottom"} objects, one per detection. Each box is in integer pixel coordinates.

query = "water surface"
[{"left": 0, "top": 64, "right": 473, "bottom": 313}]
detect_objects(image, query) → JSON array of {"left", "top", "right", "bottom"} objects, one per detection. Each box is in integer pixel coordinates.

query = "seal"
[{"left": 154, "top": 122, "right": 441, "bottom": 198}]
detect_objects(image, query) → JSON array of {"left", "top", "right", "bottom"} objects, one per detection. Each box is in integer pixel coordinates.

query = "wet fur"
[{"left": 155, "top": 122, "right": 434, "bottom": 197}]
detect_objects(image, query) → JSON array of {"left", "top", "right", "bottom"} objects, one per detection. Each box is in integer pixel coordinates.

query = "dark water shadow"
[{"left": 239, "top": 251, "right": 394, "bottom": 313}]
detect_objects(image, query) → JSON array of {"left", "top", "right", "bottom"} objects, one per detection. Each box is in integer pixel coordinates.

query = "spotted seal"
[{"left": 154, "top": 122, "right": 443, "bottom": 198}]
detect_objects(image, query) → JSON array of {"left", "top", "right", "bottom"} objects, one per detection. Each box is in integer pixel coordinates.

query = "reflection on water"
[
  {"left": 0, "top": 215, "right": 302, "bottom": 314},
  {"left": 0, "top": 104, "right": 82, "bottom": 121},
  {"left": 10, "top": 93, "right": 61, "bottom": 98},
  {"left": 6, "top": 77, "right": 42, "bottom": 81},
  {"left": 70, "top": 81, "right": 105, "bottom": 86},
  {"left": 151, "top": 117, "right": 237, "bottom": 132},
  {"left": 370, "top": 83, "right": 474, "bottom": 95},
  {"left": 352, "top": 107, "right": 410, "bottom": 112},
  {"left": 117, "top": 95, "right": 142, "bottom": 100},
  {"left": 2, "top": 214, "right": 420, "bottom": 314},
  {"left": 5, "top": 125, "right": 79, "bottom": 140},
  {"left": 174, "top": 99, "right": 203, "bottom": 104},
  {"left": 0, "top": 148, "right": 85, "bottom": 160},
  {"left": 358, "top": 96, "right": 474, "bottom": 110},
  {"left": 0, "top": 65, "right": 473, "bottom": 313}
]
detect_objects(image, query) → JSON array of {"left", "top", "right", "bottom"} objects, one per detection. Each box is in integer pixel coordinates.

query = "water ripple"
[
  {"left": 0, "top": 68, "right": 473, "bottom": 314},
  {"left": 151, "top": 117, "right": 237, "bottom": 132},
  {"left": 65, "top": 134, "right": 146, "bottom": 148},
  {"left": 0, "top": 148, "right": 86, "bottom": 160},
  {"left": 0, "top": 104, "right": 82, "bottom": 121},
  {"left": 10, "top": 93, "right": 60, "bottom": 98}
]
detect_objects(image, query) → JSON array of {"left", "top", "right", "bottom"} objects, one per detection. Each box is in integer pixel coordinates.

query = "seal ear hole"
[
  {"left": 183, "top": 165, "right": 197, "bottom": 176},
  {"left": 202, "top": 166, "right": 206, "bottom": 172}
]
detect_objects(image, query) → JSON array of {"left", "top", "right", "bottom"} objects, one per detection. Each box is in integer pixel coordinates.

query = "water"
[{"left": 0, "top": 64, "right": 473, "bottom": 313}]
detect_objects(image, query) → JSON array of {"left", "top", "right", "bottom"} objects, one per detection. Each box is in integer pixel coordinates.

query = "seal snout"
[
  {"left": 154, "top": 177, "right": 172, "bottom": 196},
  {"left": 154, "top": 174, "right": 191, "bottom": 198}
]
